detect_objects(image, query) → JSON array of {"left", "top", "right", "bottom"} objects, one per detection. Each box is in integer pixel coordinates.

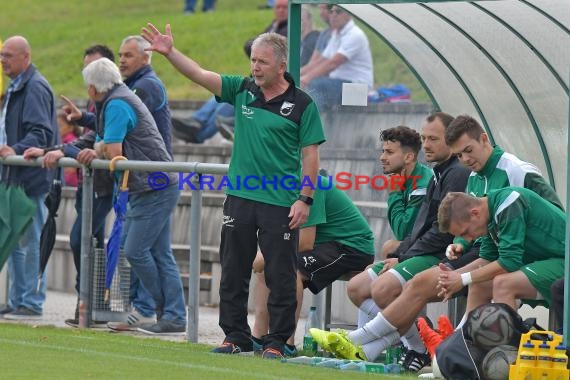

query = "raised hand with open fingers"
[{"left": 141, "top": 23, "right": 174, "bottom": 56}]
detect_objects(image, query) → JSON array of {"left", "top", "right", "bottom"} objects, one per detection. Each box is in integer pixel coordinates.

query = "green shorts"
[
  {"left": 390, "top": 255, "right": 441, "bottom": 283},
  {"left": 520, "top": 258, "right": 564, "bottom": 306},
  {"left": 370, "top": 255, "right": 441, "bottom": 283}
]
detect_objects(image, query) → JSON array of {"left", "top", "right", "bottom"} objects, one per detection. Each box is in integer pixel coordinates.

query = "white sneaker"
[{"left": 107, "top": 310, "right": 156, "bottom": 331}]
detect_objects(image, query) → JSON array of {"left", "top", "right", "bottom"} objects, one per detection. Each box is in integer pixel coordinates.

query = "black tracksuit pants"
[{"left": 218, "top": 195, "right": 298, "bottom": 352}]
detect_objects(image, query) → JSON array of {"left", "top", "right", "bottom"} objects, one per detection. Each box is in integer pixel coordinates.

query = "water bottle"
[
  {"left": 303, "top": 306, "right": 319, "bottom": 355},
  {"left": 537, "top": 341, "right": 552, "bottom": 368},
  {"left": 384, "top": 363, "right": 401, "bottom": 374},
  {"left": 552, "top": 344, "right": 568, "bottom": 369},
  {"left": 281, "top": 356, "right": 324, "bottom": 366},
  {"left": 384, "top": 344, "right": 402, "bottom": 365},
  {"left": 339, "top": 361, "right": 366, "bottom": 371},
  {"left": 315, "top": 358, "right": 349, "bottom": 368},
  {"left": 364, "top": 362, "right": 386, "bottom": 373},
  {"left": 518, "top": 340, "right": 537, "bottom": 380}
]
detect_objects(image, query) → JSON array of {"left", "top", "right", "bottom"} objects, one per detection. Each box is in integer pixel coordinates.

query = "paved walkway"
[{"left": 0, "top": 290, "right": 306, "bottom": 346}]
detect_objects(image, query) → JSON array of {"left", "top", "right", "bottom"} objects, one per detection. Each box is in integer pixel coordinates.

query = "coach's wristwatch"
[{"left": 298, "top": 194, "right": 314, "bottom": 206}]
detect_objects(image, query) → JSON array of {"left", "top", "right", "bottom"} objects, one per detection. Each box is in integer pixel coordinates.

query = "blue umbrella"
[{"left": 105, "top": 156, "right": 129, "bottom": 301}]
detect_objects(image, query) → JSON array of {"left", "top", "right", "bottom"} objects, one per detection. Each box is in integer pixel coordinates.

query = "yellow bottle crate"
[{"left": 509, "top": 330, "right": 569, "bottom": 380}]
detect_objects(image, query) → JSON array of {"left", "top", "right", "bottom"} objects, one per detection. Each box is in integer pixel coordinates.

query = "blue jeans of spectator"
[
  {"left": 185, "top": 0, "right": 216, "bottom": 12},
  {"left": 8, "top": 194, "right": 48, "bottom": 313},
  {"left": 192, "top": 96, "right": 234, "bottom": 143},
  {"left": 70, "top": 186, "right": 113, "bottom": 294},
  {"left": 307, "top": 76, "right": 350, "bottom": 111},
  {"left": 123, "top": 185, "right": 186, "bottom": 324},
  {"left": 121, "top": 215, "right": 156, "bottom": 318}
]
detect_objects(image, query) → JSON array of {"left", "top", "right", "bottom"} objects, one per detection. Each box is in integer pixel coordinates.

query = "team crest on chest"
[
  {"left": 241, "top": 105, "right": 254, "bottom": 119},
  {"left": 280, "top": 101, "right": 294, "bottom": 116}
]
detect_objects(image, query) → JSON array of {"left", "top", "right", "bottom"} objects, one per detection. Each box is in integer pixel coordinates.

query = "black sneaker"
[
  {"left": 0, "top": 304, "right": 14, "bottom": 316},
  {"left": 400, "top": 349, "right": 431, "bottom": 372},
  {"left": 215, "top": 115, "right": 234, "bottom": 141},
  {"left": 172, "top": 117, "right": 201, "bottom": 143},
  {"left": 137, "top": 319, "right": 186, "bottom": 335},
  {"left": 65, "top": 318, "right": 79, "bottom": 327},
  {"left": 261, "top": 348, "right": 284, "bottom": 359},
  {"left": 284, "top": 344, "right": 298, "bottom": 358},
  {"left": 4, "top": 306, "right": 42, "bottom": 320},
  {"left": 65, "top": 318, "right": 108, "bottom": 328},
  {"left": 212, "top": 341, "right": 244, "bottom": 354}
]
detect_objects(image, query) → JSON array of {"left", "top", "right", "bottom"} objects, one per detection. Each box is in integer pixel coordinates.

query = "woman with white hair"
[{"left": 82, "top": 57, "right": 186, "bottom": 335}]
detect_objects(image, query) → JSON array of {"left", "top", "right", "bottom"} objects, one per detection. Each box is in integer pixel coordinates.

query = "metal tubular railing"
[{"left": 0, "top": 155, "right": 229, "bottom": 342}]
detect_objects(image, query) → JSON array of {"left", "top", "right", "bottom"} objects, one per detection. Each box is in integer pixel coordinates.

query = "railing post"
[
  {"left": 78, "top": 166, "right": 94, "bottom": 328},
  {"left": 187, "top": 173, "right": 202, "bottom": 342}
]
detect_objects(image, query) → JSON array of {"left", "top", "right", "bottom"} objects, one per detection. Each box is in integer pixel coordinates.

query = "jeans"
[
  {"left": 122, "top": 215, "right": 156, "bottom": 318},
  {"left": 192, "top": 96, "right": 234, "bottom": 143},
  {"left": 185, "top": 0, "right": 216, "bottom": 12},
  {"left": 307, "top": 76, "right": 350, "bottom": 111},
  {"left": 69, "top": 186, "right": 113, "bottom": 294},
  {"left": 129, "top": 273, "right": 156, "bottom": 317},
  {"left": 7, "top": 194, "right": 48, "bottom": 313},
  {"left": 123, "top": 185, "right": 186, "bottom": 324}
]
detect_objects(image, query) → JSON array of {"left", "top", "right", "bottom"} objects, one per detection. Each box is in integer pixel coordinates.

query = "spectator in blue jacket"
[
  {"left": 0, "top": 36, "right": 58, "bottom": 320},
  {"left": 119, "top": 35, "right": 173, "bottom": 157},
  {"left": 105, "top": 35, "right": 177, "bottom": 331}
]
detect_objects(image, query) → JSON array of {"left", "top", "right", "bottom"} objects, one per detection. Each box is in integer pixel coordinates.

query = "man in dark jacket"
[
  {"left": 119, "top": 35, "right": 173, "bottom": 157},
  {"left": 0, "top": 36, "right": 58, "bottom": 319},
  {"left": 105, "top": 34, "right": 176, "bottom": 331}
]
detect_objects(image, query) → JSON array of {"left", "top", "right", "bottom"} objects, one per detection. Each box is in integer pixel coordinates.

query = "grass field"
[
  {"left": 0, "top": 323, "right": 419, "bottom": 379},
  {"left": 0, "top": 0, "right": 428, "bottom": 102}
]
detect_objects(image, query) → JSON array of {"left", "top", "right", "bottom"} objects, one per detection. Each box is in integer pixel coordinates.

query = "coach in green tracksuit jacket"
[{"left": 438, "top": 186, "right": 565, "bottom": 312}]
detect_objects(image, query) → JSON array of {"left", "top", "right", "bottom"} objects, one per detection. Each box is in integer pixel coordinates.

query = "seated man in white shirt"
[{"left": 300, "top": 5, "right": 373, "bottom": 111}]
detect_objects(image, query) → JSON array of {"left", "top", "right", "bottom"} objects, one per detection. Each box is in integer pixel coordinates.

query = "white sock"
[
  {"left": 357, "top": 298, "right": 381, "bottom": 328},
  {"left": 455, "top": 313, "right": 468, "bottom": 330},
  {"left": 401, "top": 323, "right": 427, "bottom": 353},
  {"left": 349, "top": 311, "right": 396, "bottom": 345},
  {"left": 361, "top": 331, "right": 400, "bottom": 361}
]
